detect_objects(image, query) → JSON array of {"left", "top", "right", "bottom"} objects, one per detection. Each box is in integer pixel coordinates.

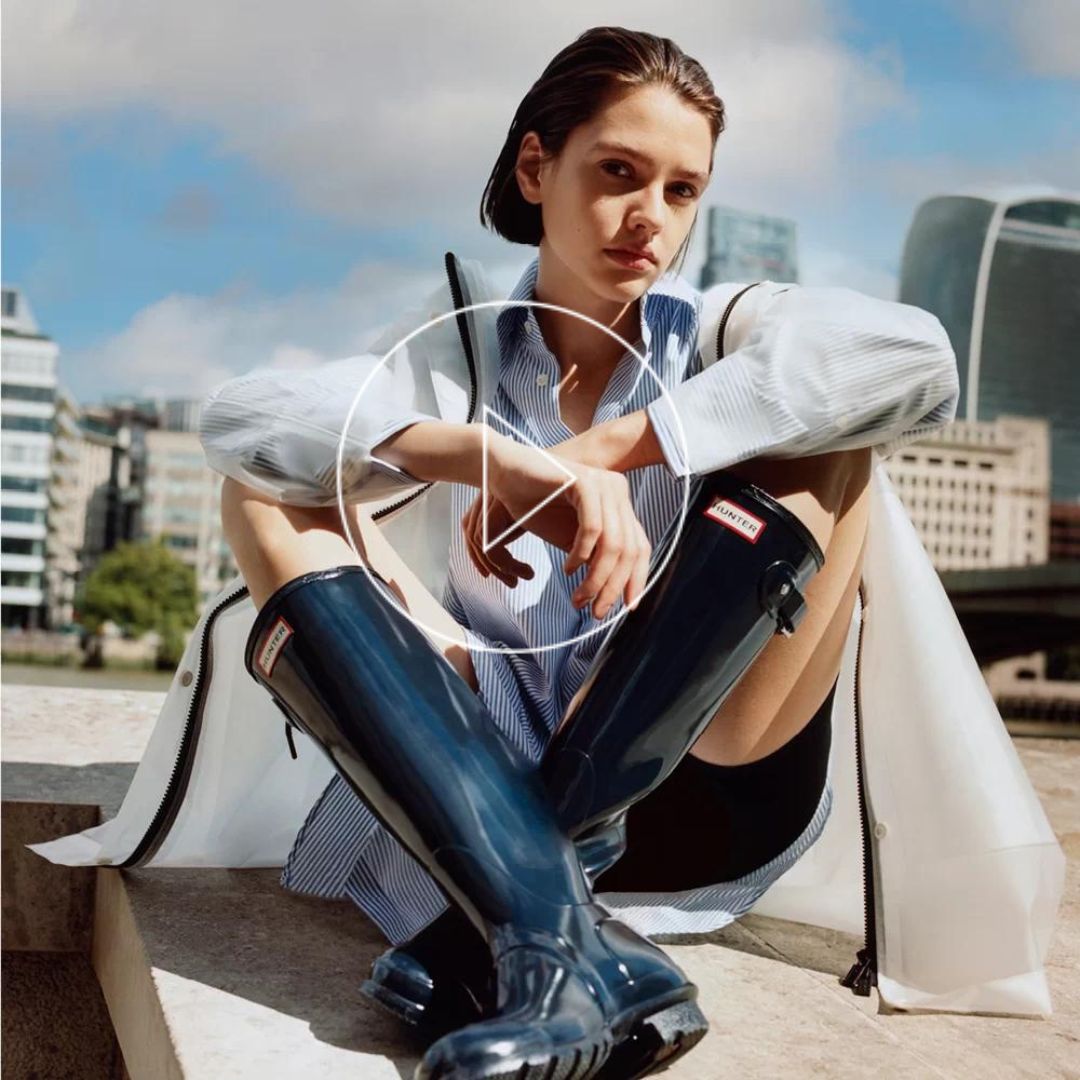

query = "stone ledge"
[{"left": 3, "top": 684, "right": 1078, "bottom": 1078}]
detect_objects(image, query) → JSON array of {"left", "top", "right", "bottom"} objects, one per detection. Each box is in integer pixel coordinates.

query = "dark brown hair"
[{"left": 480, "top": 26, "right": 726, "bottom": 277}]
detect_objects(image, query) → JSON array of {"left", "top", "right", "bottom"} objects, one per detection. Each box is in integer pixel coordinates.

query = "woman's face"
[{"left": 516, "top": 83, "right": 713, "bottom": 305}]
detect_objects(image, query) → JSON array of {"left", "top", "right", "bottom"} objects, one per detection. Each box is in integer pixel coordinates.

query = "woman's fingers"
[
  {"left": 590, "top": 498, "right": 639, "bottom": 619},
  {"left": 564, "top": 482, "right": 602, "bottom": 577},
  {"left": 625, "top": 514, "right": 651, "bottom": 612},
  {"left": 572, "top": 475, "right": 625, "bottom": 617},
  {"left": 461, "top": 499, "right": 490, "bottom": 578},
  {"left": 463, "top": 495, "right": 533, "bottom": 587}
]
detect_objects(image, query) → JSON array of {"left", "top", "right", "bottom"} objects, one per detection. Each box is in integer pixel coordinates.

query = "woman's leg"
[
  {"left": 220, "top": 477, "right": 479, "bottom": 692},
  {"left": 587, "top": 447, "right": 872, "bottom": 894},
  {"left": 687, "top": 446, "right": 872, "bottom": 766}
]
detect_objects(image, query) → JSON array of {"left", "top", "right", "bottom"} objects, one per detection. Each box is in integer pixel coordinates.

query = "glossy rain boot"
[
  {"left": 245, "top": 565, "right": 708, "bottom": 1080},
  {"left": 545, "top": 465, "right": 825, "bottom": 861},
  {"left": 363, "top": 467, "right": 825, "bottom": 1075}
]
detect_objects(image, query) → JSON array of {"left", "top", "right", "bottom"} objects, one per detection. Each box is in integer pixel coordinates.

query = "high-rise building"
[
  {"left": 699, "top": 205, "right": 798, "bottom": 290},
  {"left": 142, "top": 429, "right": 237, "bottom": 603},
  {"left": 45, "top": 389, "right": 123, "bottom": 628},
  {"left": 1, "top": 287, "right": 59, "bottom": 628},
  {"left": 899, "top": 186, "right": 1080, "bottom": 501},
  {"left": 163, "top": 398, "right": 204, "bottom": 434}
]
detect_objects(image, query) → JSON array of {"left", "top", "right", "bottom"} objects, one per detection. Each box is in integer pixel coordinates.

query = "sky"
[{"left": 2, "top": 0, "right": 1077, "bottom": 404}]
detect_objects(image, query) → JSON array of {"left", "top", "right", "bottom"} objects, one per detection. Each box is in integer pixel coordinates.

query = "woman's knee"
[{"left": 726, "top": 448, "right": 871, "bottom": 555}]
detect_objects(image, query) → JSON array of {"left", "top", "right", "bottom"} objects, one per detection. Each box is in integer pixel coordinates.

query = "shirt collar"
[{"left": 495, "top": 253, "right": 695, "bottom": 378}]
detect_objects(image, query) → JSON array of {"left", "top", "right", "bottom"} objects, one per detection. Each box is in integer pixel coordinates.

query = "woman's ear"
[{"left": 514, "top": 131, "right": 546, "bottom": 206}]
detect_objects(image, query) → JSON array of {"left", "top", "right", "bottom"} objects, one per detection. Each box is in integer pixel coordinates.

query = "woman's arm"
[
  {"left": 198, "top": 283, "right": 458, "bottom": 507},
  {"left": 559, "top": 282, "right": 960, "bottom": 476}
]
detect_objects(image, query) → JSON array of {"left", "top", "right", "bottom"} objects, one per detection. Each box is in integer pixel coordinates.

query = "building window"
[
  {"left": 0, "top": 383, "right": 55, "bottom": 403},
  {"left": 0, "top": 506, "right": 45, "bottom": 524},
  {"left": 0, "top": 570, "right": 38, "bottom": 588},
  {"left": 0, "top": 415, "right": 54, "bottom": 434},
  {"left": 0, "top": 476, "right": 45, "bottom": 493},
  {"left": 0, "top": 537, "right": 44, "bottom": 556}
]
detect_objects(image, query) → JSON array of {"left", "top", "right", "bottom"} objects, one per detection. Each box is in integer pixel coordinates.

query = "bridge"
[{"left": 939, "top": 560, "right": 1080, "bottom": 664}]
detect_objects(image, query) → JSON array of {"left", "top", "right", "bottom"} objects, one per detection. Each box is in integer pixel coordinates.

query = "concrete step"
[{"left": 4, "top": 683, "right": 1078, "bottom": 1078}]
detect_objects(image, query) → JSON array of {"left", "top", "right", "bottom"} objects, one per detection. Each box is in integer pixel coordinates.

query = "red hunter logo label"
[
  {"left": 703, "top": 497, "right": 766, "bottom": 543},
  {"left": 257, "top": 616, "right": 294, "bottom": 677}
]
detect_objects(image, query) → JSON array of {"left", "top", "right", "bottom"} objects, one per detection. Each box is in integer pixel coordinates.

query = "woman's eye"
[{"left": 601, "top": 162, "right": 696, "bottom": 200}]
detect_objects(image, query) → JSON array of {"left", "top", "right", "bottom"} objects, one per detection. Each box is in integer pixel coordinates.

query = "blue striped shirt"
[{"left": 277, "top": 254, "right": 831, "bottom": 944}]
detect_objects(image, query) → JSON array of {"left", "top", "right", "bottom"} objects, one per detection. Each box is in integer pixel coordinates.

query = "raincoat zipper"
[
  {"left": 715, "top": 282, "right": 762, "bottom": 361},
  {"left": 119, "top": 583, "right": 250, "bottom": 867},
  {"left": 840, "top": 582, "right": 879, "bottom": 995},
  {"left": 121, "top": 251, "right": 479, "bottom": 867},
  {"left": 365, "top": 250, "right": 479, "bottom": 524}
]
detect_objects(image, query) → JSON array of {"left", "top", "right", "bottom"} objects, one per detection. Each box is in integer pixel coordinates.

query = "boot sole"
[
  {"left": 433, "top": 1037, "right": 612, "bottom": 1080},
  {"left": 595, "top": 998, "right": 709, "bottom": 1079},
  {"left": 419, "top": 997, "right": 709, "bottom": 1080},
  {"left": 387, "top": 980, "right": 708, "bottom": 1080}
]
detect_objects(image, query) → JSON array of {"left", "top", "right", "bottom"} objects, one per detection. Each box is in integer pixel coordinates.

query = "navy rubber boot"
[
  {"left": 245, "top": 565, "right": 707, "bottom": 1080},
  {"left": 361, "top": 467, "right": 824, "bottom": 1076},
  {"left": 544, "top": 466, "right": 825, "bottom": 857}
]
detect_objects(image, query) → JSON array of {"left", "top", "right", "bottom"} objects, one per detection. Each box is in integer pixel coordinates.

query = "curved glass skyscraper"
[{"left": 900, "top": 187, "right": 1080, "bottom": 501}]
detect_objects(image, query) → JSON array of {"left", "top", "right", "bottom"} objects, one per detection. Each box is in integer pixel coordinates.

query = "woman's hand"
[{"left": 461, "top": 433, "right": 651, "bottom": 619}]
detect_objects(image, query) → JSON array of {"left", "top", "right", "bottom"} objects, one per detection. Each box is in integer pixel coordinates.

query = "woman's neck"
[{"left": 532, "top": 255, "right": 642, "bottom": 381}]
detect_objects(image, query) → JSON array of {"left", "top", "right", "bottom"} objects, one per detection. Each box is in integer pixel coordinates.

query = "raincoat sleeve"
[
  {"left": 198, "top": 286, "right": 450, "bottom": 508},
  {"left": 645, "top": 281, "right": 960, "bottom": 479}
]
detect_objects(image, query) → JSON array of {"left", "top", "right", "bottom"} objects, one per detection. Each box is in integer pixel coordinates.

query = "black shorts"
[{"left": 593, "top": 673, "right": 837, "bottom": 894}]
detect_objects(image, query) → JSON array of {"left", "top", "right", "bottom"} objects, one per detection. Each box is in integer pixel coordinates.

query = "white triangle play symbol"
[{"left": 481, "top": 404, "right": 577, "bottom": 554}]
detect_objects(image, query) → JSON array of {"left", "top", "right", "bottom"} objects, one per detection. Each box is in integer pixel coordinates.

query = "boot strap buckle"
[{"left": 761, "top": 562, "right": 808, "bottom": 638}]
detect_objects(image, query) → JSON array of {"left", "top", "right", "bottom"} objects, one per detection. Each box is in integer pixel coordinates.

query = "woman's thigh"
[{"left": 220, "top": 478, "right": 479, "bottom": 691}]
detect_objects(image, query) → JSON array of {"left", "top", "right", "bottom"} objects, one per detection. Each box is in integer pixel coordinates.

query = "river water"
[{"left": 1, "top": 663, "right": 174, "bottom": 693}]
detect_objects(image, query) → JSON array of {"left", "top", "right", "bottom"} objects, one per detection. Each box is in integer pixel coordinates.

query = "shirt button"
[{"left": 536, "top": 372, "right": 549, "bottom": 387}]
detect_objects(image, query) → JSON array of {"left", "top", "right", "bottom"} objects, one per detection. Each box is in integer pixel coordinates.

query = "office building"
[
  {"left": 1, "top": 287, "right": 58, "bottom": 628},
  {"left": 142, "top": 428, "right": 236, "bottom": 603},
  {"left": 699, "top": 205, "right": 798, "bottom": 290},
  {"left": 884, "top": 414, "right": 1050, "bottom": 572},
  {"left": 899, "top": 187, "right": 1080, "bottom": 501}
]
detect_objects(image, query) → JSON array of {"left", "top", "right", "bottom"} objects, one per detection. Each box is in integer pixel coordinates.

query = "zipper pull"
[
  {"left": 282, "top": 721, "right": 300, "bottom": 764},
  {"left": 840, "top": 947, "right": 877, "bottom": 997}
]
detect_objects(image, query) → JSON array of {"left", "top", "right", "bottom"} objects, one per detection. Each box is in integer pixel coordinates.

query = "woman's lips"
[{"left": 605, "top": 248, "right": 654, "bottom": 272}]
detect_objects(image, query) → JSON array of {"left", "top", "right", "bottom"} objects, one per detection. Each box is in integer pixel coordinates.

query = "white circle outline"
[{"left": 334, "top": 298, "right": 692, "bottom": 656}]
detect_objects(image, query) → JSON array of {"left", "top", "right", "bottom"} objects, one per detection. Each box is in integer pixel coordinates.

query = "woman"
[{"left": 217, "top": 25, "right": 878, "bottom": 1079}]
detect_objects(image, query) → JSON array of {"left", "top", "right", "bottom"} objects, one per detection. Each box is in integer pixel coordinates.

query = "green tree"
[{"left": 78, "top": 539, "right": 199, "bottom": 668}]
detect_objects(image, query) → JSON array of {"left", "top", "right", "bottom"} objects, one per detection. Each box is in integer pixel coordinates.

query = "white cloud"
[
  {"left": 873, "top": 143, "right": 1080, "bottom": 205},
  {"left": 4, "top": 2, "right": 910, "bottom": 226},
  {"left": 63, "top": 255, "right": 530, "bottom": 400},
  {"left": 953, "top": 0, "right": 1080, "bottom": 79}
]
